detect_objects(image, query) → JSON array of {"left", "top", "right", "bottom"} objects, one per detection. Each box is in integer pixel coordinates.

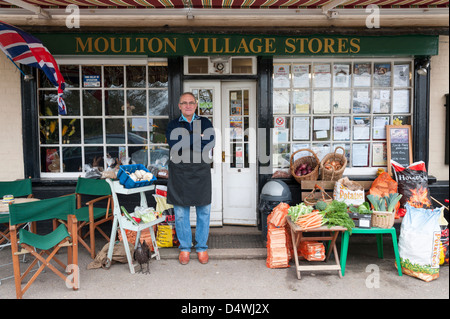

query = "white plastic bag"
[
  {"left": 398, "top": 204, "right": 441, "bottom": 282},
  {"left": 333, "top": 177, "right": 365, "bottom": 206}
]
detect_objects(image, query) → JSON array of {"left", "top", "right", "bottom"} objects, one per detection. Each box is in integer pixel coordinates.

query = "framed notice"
[{"left": 386, "top": 125, "right": 412, "bottom": 174}]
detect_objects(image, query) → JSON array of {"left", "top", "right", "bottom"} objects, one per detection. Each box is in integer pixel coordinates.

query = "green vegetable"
[
  {"left": 121, "top": 206, "right": 138, "bottom": 226},
  {"left": 385, "top": 193, "right": 402, "bottom": 212},
  {"left": 288, "top": 203, "right": 313, "bottom": 222},
  {"left": 367, "top": 194, "right": 386, "bottom": 211},
  {"left": 321, "top": 200, "right": 355, "bottom": 233},
  {"left": 349, "top": 202, "right": 372, "bottom": 215},
  {"left": 315, "top": 200, "right": 328, "bottom": 211}
]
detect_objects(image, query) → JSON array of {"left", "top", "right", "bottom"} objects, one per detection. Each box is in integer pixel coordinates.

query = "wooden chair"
[
  {"left": 56, "top": 177, "right": 113, "bottom": 259},
  {"left": 0, "top": 179, "right": 34, "bottom": 248},
  {"left": 9, "top": 194, "right": 79, "bottom": 299}
]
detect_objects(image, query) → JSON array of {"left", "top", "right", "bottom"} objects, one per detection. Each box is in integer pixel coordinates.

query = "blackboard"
[{"left": 386, "top": 125, "right": 412, "bottom": 174}]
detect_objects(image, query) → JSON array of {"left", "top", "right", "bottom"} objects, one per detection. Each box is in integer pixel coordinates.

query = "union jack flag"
[{"left": 0, "top": 21, "right": 66, "bottom": 114}]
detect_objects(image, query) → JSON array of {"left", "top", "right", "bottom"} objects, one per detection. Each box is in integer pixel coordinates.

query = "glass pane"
[
  {"left": 244, "top": 90, "right": 249, "bottom": 116},
  {"left": 126, "top": 66, "right": 146, "bottom": 88},
  {"left": 372, "top": 89, "right": 390, "bottom": 113},
  {"left": 230, "top": 143, "right": 245, "bottom": 168},
  {"left": 393, "top": 89, "right": 410, "bottom": 113},
  {"left": 352, "top": 143, "right": 369, "bottom": 167},
  {"left": 39, "top": 91, "right": 58, "bottom": 116},
  {"left": 333, "top": 116, "right": 350, "bottom": 141},
  {"left": 149, "top": 145, "right": 170, "bottom": 168},
  {"left": 127, "top": 118, "right": 148, "bottom": 144},
  {"left": 106, "top": 119, "right": 125, "bottom": 144},
  {"left": 84, "top": 118, "right": 103, "bottom": 144},
  {"left": 106, "top": 146, "right": 122, "bottom": 165},
  {"left": 372, "top": 142, "right": 387, "bottom": 167},
  {"left": 150, "top": 118, "right": 169, "bottom": 144},
  {"left": 62, "top": 146, "right": 81, "bottom": 172},
  {"left": 129, "top": 146, "right": 148, "bottom": 165},
  {"left": 198, "top": 89, "right": 213, "bottom": 116},
  {"left": 61, "top": 118, "right": 81, "bottom": 144},
  {"left": 40, "top": 119, "right": 59, "bottom": 144},
  {"left": 83, "top": 90, "right": 102, "bottom": 116},
  {"left": 104, "top": 66, "right": 124, "bottom": 88},
  {"left": 353, "top": 62, "right": 371, "bottom": 87},
  {"left": 353, "top": 89, "right": 371, "bottom": 113},
  {"left": 313, "top": 63, "right": 331, "bottom": 88},
  {"left": 352, "top": 117, "right": 371, "bottom": 140},
  {"left": 148, "top": 65, "right": 168, "bottom": 88},
  {"left": 394, "top": 63, "right": 410, "bottom": 87},
  {"left": 273, "top": 143, "right": 290, "bottom": 168},
  {"left": 333, "top": 63, "right": 351, "bottom": 88},
  {"left": 63, "top": 90, "right": 80, "bottom": 116},
  {"left": 313, "top": 116, "right": 331, "bottom": 141},
  {"left": 293, "top": 90, "right": 310, "bottom": 114},
  {"left": 273, "top": 90, "right": 290, "bottom": 114},
  {"left": 40, "top": 147, "right": 61, "bottom": 172},
  {"left": 333, "top": 90, "right": 351, "bottom": 114},
  {"left": 231, "top": 58, "right": 253, "bottom": 74},
  {"left": 188, "top": 58, "right": 208, "bottom": 74},
  {"left": 105, "top": 90, "right": 124, "bottom": 116},
  {"left": 84, "top": 146, "right": 104, "bottom": 169},
  {"left": 273, "top": 64, "right": 290, "bottom": 88},
  {"left": 313, "top": 90, "right": 331, "bottom": 114},
  {"left": 82, "top": 66, "right": 102, "bottom": 88},
  {"left": 38, "top": 70, "right": 54, "bottom": 88},
  {"left": 393, "top": 115, "right": 411, "bottom": 125},
  {"left": 60, "top": 65, "right": 80, "bottom": 88},
  {"left": 293, "top": 64, "right": 310, "bottom": 88},
  {"left": 127, "top": 90, "right": 146, "bottom": 115},
  {"left": 148, "top": 89, "right": 168, "bottom": 116},
  {"left": 373, "top": 116, "right": 390, "bottom": 140},
  {"left": 374, "top": 63, "right": 392, "bottom": 87}
]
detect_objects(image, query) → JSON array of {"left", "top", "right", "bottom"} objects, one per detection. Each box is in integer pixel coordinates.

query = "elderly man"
[{"left": 166, "top": 92, "right": 215, "bottom": 265}]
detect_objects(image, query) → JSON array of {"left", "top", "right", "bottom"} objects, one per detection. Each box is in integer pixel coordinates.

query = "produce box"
[
  {"left": 348, "top": 212, "right": 372, "bottom": 228},
  {"left": 117, "top": 164, "right": 156, "bottom": 189}
]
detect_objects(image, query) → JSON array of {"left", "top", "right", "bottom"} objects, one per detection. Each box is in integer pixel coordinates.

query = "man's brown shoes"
[
  {"left": 197, "top": 251, "right": 209, "bottom": 264},
  {"left": 179, "top": 251, "right": 190, "bottom": 265}
]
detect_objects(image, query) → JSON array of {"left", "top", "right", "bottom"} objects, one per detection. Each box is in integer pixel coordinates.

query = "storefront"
[{"left": 0, "top": 3, "right": 448, "bottom": 227}]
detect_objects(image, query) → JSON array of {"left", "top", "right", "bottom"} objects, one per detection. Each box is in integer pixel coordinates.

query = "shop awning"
[{"left": 0, "top": 0, "right": 447, "bottom": 9}]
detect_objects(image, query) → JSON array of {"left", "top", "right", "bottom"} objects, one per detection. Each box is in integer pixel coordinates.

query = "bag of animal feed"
[{"left": 398, "top": 204, "right": 442, "bottom": 282}]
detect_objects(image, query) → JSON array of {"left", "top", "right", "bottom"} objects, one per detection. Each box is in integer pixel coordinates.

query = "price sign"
[{"left": 386, "top": 125, "right": 413, "bottom": 175}]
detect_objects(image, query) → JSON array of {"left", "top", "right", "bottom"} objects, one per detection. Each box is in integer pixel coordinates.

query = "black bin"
[{"left": 259, "top": 180, "right": 292, "bottom": 242}]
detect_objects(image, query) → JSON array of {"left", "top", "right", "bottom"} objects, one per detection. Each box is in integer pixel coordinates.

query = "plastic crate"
[{"left": 117, "top": 164, "right": 157, "bottom": 189}]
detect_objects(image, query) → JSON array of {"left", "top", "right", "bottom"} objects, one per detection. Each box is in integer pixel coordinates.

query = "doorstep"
[{"left": 158, "top": 226, "right": 267, "bottom": 260}]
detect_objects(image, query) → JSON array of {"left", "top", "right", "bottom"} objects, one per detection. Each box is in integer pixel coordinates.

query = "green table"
[{"left": 340, "top": 227, "right": 402, "bottom": 277}]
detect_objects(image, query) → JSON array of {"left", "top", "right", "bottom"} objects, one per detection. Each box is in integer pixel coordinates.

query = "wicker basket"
[
  {"left": 290, "top": 149, "right": 320, "bottom": 184},
  {"left": 320, "top": 146, "right": 347, "bottom": 181},
  {"left": 303, "top": 184, "right": 333, "bottom": 207},
  {"left": 372, "top": 211, "right": 395, "bottom": 228}
]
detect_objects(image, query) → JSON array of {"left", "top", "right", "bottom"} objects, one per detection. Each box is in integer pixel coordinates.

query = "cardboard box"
[{"left": 348, "top": 212, "right": 372, "bottom": 228}]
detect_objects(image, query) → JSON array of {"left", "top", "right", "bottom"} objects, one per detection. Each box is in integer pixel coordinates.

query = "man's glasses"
[{"left": 179, "top": 101, "right": 197, "bottom": 106}]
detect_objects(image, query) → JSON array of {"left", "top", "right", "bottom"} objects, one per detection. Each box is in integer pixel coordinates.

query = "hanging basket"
[
  {"left": 372, "top": 211, "right": 395, "bottom": 229},
  {"left": 303, "top": 184, "right": 333, "bottom": 207},
  {"left": 290, "top": 149, "right": 320, "bottom": 184},
  {"left": 320, "top": 146, "right": 347, "bottom": 181}
]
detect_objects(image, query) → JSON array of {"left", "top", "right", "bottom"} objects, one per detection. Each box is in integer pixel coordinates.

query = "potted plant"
[{"left": 367, "top": 193, "right": 402, "bottom": 228}]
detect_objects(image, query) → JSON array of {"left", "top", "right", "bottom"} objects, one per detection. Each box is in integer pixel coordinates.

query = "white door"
[
  {"left": 221, "top": 82, "right": 257, "bottom": 225},
  {"left": 183, "top": 81, "right": 257, "bottom": 226}
]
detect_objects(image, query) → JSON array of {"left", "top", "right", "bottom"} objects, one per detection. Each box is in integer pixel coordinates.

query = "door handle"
[{"left": 222, "top": 151, "right": 225, "bottom": 163}]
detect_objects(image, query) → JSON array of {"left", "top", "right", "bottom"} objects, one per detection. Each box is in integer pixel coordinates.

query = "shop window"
[
  {"left": 272, "top": 59, "right": 413, "bottom": 175},
  {"left": 38, "top": 60, "right": 169, "bottom": 178}
]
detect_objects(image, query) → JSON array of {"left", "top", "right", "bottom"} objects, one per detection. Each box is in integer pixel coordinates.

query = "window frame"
[
  {"left": 272, "top": 57, "right": 415, "bottom": 176},
  {"left": 37, "top": 57, "right": 169, "bottom": 179}
]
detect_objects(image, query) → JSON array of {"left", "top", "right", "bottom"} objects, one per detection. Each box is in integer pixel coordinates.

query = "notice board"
[{"left": 386, "top": 125, "right": 413, "bottom": 174}]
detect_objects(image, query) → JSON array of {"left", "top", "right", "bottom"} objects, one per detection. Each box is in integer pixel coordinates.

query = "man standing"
[{"left": 166, "top": 92, "right": 215, "bottom": 265}]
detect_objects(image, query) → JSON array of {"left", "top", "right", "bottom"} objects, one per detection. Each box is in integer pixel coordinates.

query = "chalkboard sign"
[{"left": 386, "top": 125, "right": 412, "bottom": 174}]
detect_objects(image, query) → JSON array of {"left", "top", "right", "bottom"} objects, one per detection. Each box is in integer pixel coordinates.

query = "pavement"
[{"left": 0, "top": 226, "right": 448, "bottom": 303}]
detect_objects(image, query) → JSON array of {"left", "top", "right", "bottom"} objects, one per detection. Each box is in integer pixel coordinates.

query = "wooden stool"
[{"left": 340, "top": 227, "right": 402, "bottom": 277}]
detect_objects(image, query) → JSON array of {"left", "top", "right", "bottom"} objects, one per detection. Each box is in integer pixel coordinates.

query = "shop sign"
[{"left": 33, "top": 33, "right": 439, "bottom": 57}]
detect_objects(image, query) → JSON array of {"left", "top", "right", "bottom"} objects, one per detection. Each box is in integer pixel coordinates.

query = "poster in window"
[
  {"left": 372, "top": 143, "right": 387, "bottom": 167},
  {"left": 274, "top": 64, "right": 290, "bottom": 88},
  {"left": 313, "top": 117, "right": 330, "bottom": 141},
  {"left": 352, "top": 143, "right": 369, "bottom": 167},
  {"left": 373, "top": 116, "right": 390, "bottom": 140},
  {"left": 313, "top": 90, "right": 331, "bottom": 114},
  {"left": 273, "top": 128, "right": 289, "bottom": 143},
  {"left": 313, "top": 64, "right": 331, "bottom": 88},
  {"left": 333, "top": 90, "right": 351, "bottom": 114},
  {"left": 353, "top": 90, "right": 371, "bottom": 113},
  {"left": 353, "top": 117, "right": 370, "bottom": 140},
  {"left": 230, "top": 117, "right": 243, "bottom": 140},
  {"left": 373, "top": 89, "right": 390, "bottom": 113},
  {"left": 273, "top": 90, "right": 290, "bottom": 114},
  {"left": 353, "top": 63, "right": 371, "bottom": 87},
  {"left": 293, "top": 90, "right": 310, "bottom": 114},
  {"left": 333, "top": 64, "right": 350, "bottom": 88},
  {"left": 374, "top": 63, "right": 391, "bottom": 87},
  {"left": 393, "top": 89, "right": 410, "bottom": 113},
  {"left": 293, "top": 64, "right": 310, "bottom": 88},
  {"left": 333, "top": 117, "right": 350, "bottom": 141},
  {"left": 394, "top": 64, "right": 410, "bottom": 87},
  {"left": 293, "top": 117, "right": 310, "bottom": 140}
]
